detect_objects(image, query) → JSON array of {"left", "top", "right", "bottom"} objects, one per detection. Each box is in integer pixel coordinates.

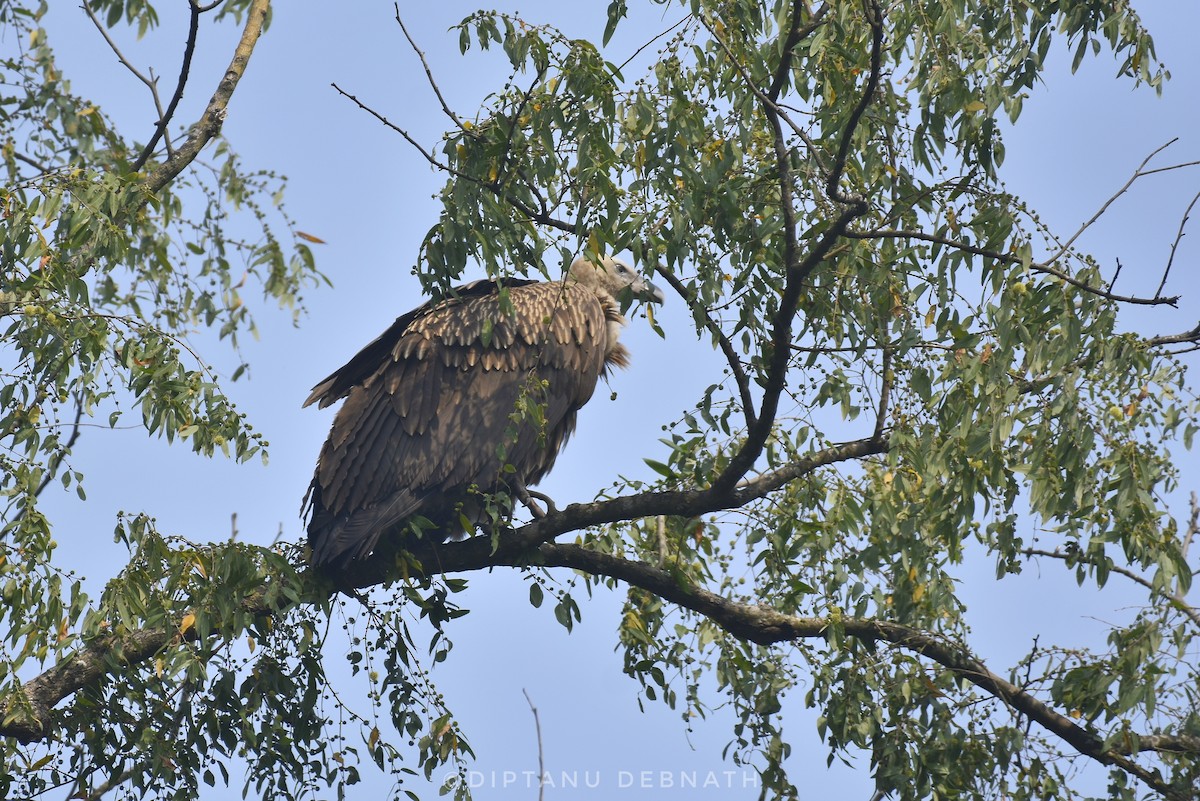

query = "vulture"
[{"left": 303, "top": 256, "right": 665, "bottom": 568}]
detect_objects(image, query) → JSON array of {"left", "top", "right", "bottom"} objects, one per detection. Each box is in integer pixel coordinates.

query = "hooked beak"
[{"left": 629, "top": 274, "right": 666, "bottom": 305}]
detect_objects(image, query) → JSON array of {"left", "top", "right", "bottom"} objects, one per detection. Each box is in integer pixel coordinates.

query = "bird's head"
[{"left": 568, "top": 256, "right": 666, "bottom": 308}]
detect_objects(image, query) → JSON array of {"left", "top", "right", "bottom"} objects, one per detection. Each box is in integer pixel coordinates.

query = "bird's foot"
[{"left": 515, "top": 486, "right": 557, "bottom": 519}]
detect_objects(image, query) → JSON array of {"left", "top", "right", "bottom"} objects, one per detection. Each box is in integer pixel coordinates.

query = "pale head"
[{"left": 567, "top": 256, "right": 666, "bottom": 305}]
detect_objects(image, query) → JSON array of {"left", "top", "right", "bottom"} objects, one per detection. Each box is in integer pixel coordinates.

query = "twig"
[
  {"left": 845, "top": 227, "right": 1180, "bottom": 306},
  {"left": 82, "top": 0, "right": 168, "bottom": 131},
  {"left": 616, "top": 14, "right": 693, "bottom": 73},
  {"left": 1159, "top": 188, "right": 1200, "bottom": 299},
  {"left": 522, "top": 689, "right": 545, "bottom": 801},
  {"left": 132, "top": 1, "right": 205, "bottom": 170},
  {"left": 1022, "top": 547, "right": 1200, "bottom": 632},
  {"left": 393, "top": 5, "right": 466, "bottom": 131},
  {"left": 332, "top": 84, "right": 577, "bottom": 234},
  {"left": 651, "top": 267, "right": 758, "bottom": 430},
  {"left": 13, "top": 150, "right": 53, "bottom": 174}
]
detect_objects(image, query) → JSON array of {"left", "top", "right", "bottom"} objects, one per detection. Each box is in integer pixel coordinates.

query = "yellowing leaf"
[
  {"left": 296, "top": 231, "right": 326, "bottom": 244},
  {"left": 964, "top": 100, "right": 986, "bottom": 113}
]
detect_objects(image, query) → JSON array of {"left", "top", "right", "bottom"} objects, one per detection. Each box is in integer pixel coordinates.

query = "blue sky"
[{"left": 37, "top": 3, "right": 1200, "bottom": 799}]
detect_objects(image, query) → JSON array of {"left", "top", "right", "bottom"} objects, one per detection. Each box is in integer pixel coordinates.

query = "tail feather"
[{"left": 305, "top": 481, "right": 431, "bottom": 569}]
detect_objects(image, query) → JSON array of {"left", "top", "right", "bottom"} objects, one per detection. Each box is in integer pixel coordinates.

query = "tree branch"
[
  {"left": 140, "top": 0, "right": 271, "bottom": 195},
  {"left": 1022, "top": 547, "right": 1200, "bottom": 631},
  {"left": 82, "top": 0, "right": 168, "bottom": 140},
  {"left": 332, "top": 84, "right": 578, "bottom": 235},
  {"left": 131, "top": 1, "right": 204, "bottom": 171},
  {"left": 844, "top": 227, "right": 1180, "bottom": 306},
  {"left": 651, "top": 266, "right": 758, "bottom": 431},
  {"left": 708, "top": 0, "right": 883, "bottom": 496},
  {"left": 518, "top": 544, "right": 1198, "bottom": 800},
  {"left": 767, "top": 2, "right": 829, "bottom": 102},
  {"left": 1159, "top": 188, "right": 1200, "bottom": 300},
  {"left": 0, "top": 436, "right": 882, "bottom": 743}
]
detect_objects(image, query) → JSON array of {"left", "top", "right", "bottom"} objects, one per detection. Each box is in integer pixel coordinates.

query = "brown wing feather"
[{"left": 305, "top": 280, "right": 613, "bottom": 568}]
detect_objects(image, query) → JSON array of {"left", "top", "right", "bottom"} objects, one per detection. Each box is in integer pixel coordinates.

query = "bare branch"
[
  {"left": 522, "top": 690, "right": 545, "bottom": 801},
  {"left": 651, "top": 266, "right": 758, "bottom": 430},
  {"left": 1159, "top": 188, "right": 1200, "bottom": 299},
  {"left": 1023, "top": 547, "right": 1200, "bottom": 632},
  {"left": 1045, "top": 139, "right": 1182, "bottom": 268},
  {"left": 333, "top": 84, "right": 577, "bottom": 234},
  {"left": 393, "top": 4, "right": 465, "bottom": 131},
  {"left": 82, "top": 0, "right": 168, "bottom": 130},
  {"left": 845, "top": 227, "right": 1181, "bottom": 306},
  {"left": 132, "top": 1, "right": 204, "bottom": 170},
  {"left": 616, "top": 13, "right": 693, "bottom": 73}
]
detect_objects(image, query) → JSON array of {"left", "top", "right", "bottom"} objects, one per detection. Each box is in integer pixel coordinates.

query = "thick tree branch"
[
  {"left": 140, "top": 0, "right": 270, "bottom": 195},
  {"left": 4, "top": 626, "right": 179, "bottom": 744},
  {"left": 517, "top": 544, "right": 1198, "bottom": 800},
  {"left": 0, "top": 437, "right": 882, "bottom": 743}
]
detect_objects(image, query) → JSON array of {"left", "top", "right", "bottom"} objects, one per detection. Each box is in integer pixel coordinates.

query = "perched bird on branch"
[{"left": 303, "top": 256, "right": 665, "bottom": 568}]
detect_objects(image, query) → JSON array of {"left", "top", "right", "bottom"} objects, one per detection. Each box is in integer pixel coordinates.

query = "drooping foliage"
[{"left": 2, "top": 1, "right": 1198, "bottom": 800}]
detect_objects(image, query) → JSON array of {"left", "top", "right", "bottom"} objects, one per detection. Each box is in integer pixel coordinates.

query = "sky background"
[{"left": 35, "top": 2, "right": 1200, "bottom": 799}]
